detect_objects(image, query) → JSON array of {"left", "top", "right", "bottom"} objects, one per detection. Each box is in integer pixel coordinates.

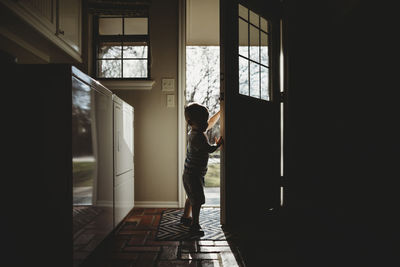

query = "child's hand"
[{"left": 215, "top": 136, "right": 223, "bottom": 146}]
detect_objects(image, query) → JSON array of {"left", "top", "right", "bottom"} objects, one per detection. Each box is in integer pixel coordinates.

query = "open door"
[{"left": 220, "top": 0, "right": 282, "bottom": 228}]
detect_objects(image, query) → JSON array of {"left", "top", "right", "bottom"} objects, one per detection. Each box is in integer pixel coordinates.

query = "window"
[
  {"left": 238, "top": 4, "right": 270, "bottom": 100},
  {"left": 94, "top": 16, "right": 150, "bottom": 79}
]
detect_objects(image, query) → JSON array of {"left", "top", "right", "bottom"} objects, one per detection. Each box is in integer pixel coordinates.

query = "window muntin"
[
  {"left": 238, "top": 4, "right": 270, "bottom": 101},
  {"left": 95, "top": 16, "right": 149, "bottom": 79}
]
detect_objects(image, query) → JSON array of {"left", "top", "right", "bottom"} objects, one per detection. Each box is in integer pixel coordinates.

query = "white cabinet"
[
  {"left": 113, "top": 95, "right": 134, "bottom": 227},
  {"left": 0, "top": 0, "right": 82, "bottom": 61}
]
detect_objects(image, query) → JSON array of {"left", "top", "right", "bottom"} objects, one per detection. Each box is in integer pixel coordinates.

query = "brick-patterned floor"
[{"left": 81, "top": 208, "right": 245, "bottom": 267}]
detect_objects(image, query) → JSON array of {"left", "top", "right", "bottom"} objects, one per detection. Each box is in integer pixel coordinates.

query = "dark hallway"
[{"left": 1, "top": 0, "right": 399, "bottom": 266}]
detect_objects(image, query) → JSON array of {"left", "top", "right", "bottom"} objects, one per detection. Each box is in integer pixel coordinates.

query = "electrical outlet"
[
  {"left": 167, "top": 95, "right": 175, "bottom": 107},
  {"left": 162, "top": 78, "right": 175, "bottom": 91}
]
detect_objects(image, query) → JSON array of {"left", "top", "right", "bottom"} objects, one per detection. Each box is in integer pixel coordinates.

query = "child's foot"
[
  {"left": 189, "top": 223, "right": 204, "bottom": 235},
  {"left": 180, "top": 216, "right": 192, "bottom": 226}
]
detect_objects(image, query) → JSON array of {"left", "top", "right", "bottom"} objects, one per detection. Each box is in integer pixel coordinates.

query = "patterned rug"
[{"left": 155, "top": 208, "right": 231, "bottom": 240}]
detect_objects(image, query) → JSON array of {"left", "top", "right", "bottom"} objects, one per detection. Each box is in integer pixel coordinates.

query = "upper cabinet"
[{"left": 1, "top": 0, "right": 82, "bottom": 62}]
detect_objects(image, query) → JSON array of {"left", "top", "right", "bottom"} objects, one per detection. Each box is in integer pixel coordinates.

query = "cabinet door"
[
  {"left": 114, "top": 170, "right": 134, "bottom": 227},
  {"left": 57, "top": 0, "right": 81, "bottom": 53},
  {"left": 9, "top": 0, "right": 57, "bottom": 32}
]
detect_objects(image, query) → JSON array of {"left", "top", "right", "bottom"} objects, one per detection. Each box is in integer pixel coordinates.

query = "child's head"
[{"left": 184, "top": 103, "right": 209, "bottom": 132}]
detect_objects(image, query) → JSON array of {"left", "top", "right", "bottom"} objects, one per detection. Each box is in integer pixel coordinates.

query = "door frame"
[{"left": 178, "top": 0, "right": 187, "bottom": 208}]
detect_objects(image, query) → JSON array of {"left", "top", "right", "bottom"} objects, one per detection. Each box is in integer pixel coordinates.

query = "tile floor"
[{"left": 80, "top": 208, "right": 246, "bottom": 267}]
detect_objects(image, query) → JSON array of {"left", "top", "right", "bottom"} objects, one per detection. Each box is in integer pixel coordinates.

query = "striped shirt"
[{"left": 184, "top": 129, "right": 219, "bottom": 176}]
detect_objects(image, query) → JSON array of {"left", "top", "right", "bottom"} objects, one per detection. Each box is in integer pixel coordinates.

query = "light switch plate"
[
  {"left": 162, "top": 78, "right": 175, "bottom": 91},
  {"left": 167, "top": 95, "right": 175, "bottom": 107}
]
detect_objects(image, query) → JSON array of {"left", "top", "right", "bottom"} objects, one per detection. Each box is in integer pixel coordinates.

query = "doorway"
[
  {"left": 186, "top": 46, "right": 220, "bottom": 207},
  {"left": 179, "top": 0, "right": 221, "bottom": 208}
]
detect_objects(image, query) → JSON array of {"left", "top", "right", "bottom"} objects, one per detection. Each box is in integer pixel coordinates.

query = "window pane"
[
  {"left": 261, "top": 17, "right": 268, "bottom": 32},
  {"left": 238, "top": 4, "right": 248, "bottom": 20},
  {"left": 97, "top": 60, "right": 121, "bottom": 78},
  {"left": 99, "top": 18, "right": 122, "bottom": 35},
  {"left": 261, "top": 66, "right": 269, "bottom": 100},
  {"left": 98, "top": 42, "right": 121, "bottom": 59},
  {"left": 250, "top": 25, "right": 259, "bottom": 62},
  {"left": 239, "top": 57, "right": 249, "bottom": 95},
  {"left": 238, "top": 19, "right": 248, "bottom": 58},
  {"left": 249, "top": 10, "right": 259, "bottom": 27},
  {"left": 123, "top": 60, "right": 148, "bottom": 78},
  {"left": 261, "top": 32, "right": 269, "bottom": 66},
  {"left": 124, "top": 18, "right": 148, "bottom": 35},
  {"left": 250, "top": 62, "right": 260, "bottom": 98},
  {"left": 123, "top": 42, "right": 148, "bottom": 58}
]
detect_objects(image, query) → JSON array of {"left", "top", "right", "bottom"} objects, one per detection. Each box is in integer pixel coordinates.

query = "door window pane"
[
  {"left": 250, "top": 62, "right": 260, "bottom": 98},
  {"left": 261, "top": 32, "right": 269, "bottom": 66},
  {"left": 249, "top": 10, "right": 259, "bottom": 27},
  {"left": 124, "top": 18, "right": 148, "bottom": 35},
  {"left": 99, "top": 18, "right": 122, "bottom": 35},
  {"left": 260, "top": 17, "right": 268, "bottom": 32},
  {"left": 239, "top": 4, "right": 248, "bottom": 20},
  {"left": 249, "top": 25, "right": 259, "bottom": 62},
  {"left": 123, "top": 60, "right": 148, "bottom": 78},
  {"left": 239, "top": 57, "right": 249, "bottom": 95},
  {"left": 238, "top": 19, "right": 249, "bottom": 58},
  {"left": 261, "top": 66, "right": 269, "bottom": 100},
  {"left": 98, "top": 60, "right": 121, "bottom": 78}
]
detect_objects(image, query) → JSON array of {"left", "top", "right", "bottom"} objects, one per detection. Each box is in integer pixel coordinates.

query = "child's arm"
[{"left": 206, "top": 110, "right": 220, "bottom": 131}]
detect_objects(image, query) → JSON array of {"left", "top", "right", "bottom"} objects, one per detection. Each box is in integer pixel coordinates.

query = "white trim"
[
  {"left": 178, "top": 0, "right": 187, "bottom": 208},
  {"left": 0, "top": 26, "right": 51, "bottom": 62},
  {"left": 134, "top": 201, "right": 179, "bottom": 208},
  {"left": 100, "top": 80, "right": 156, "bottom": 90}
]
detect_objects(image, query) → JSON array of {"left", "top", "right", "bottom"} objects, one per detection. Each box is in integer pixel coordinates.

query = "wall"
[{"left": 113, "top": 0, "right": 179, "bottom": 205}]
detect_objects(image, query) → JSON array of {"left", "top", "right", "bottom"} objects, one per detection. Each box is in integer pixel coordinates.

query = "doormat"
[{"left": 155, "top": 208, "right": 231, "bottom": 240}]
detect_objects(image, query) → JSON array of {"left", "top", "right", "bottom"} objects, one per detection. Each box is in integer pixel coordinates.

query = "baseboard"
[
  {"left": 134, "top": 201, "right": 180, "bottom": 208},
  {"left": 95, "top": 200, "right": 113, "bottom": 208}
]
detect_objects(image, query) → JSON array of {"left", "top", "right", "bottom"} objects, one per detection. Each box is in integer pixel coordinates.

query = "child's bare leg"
[
  {"left": 191, "top": 204, "right": 201, "bottom": 227},
  {"left": 183, "top": 198, "right": 192, "bottom": 218}
]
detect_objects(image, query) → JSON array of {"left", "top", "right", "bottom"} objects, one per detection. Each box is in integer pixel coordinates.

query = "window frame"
[
  {"left": 238, "top": 4, "right": 271, "bottom": 101},
  {"left": 93, "top": 15, "right": 151, "bottom": 80}
]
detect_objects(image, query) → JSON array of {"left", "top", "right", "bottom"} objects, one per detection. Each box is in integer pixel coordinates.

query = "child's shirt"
[{"left": 184, "top": 129, "right": 219, "bottom": 176}]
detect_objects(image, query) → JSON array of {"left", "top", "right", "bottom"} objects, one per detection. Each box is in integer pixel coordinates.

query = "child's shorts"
[{"left": 182, "top": 172, "right": 205, "bottom": 206}]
